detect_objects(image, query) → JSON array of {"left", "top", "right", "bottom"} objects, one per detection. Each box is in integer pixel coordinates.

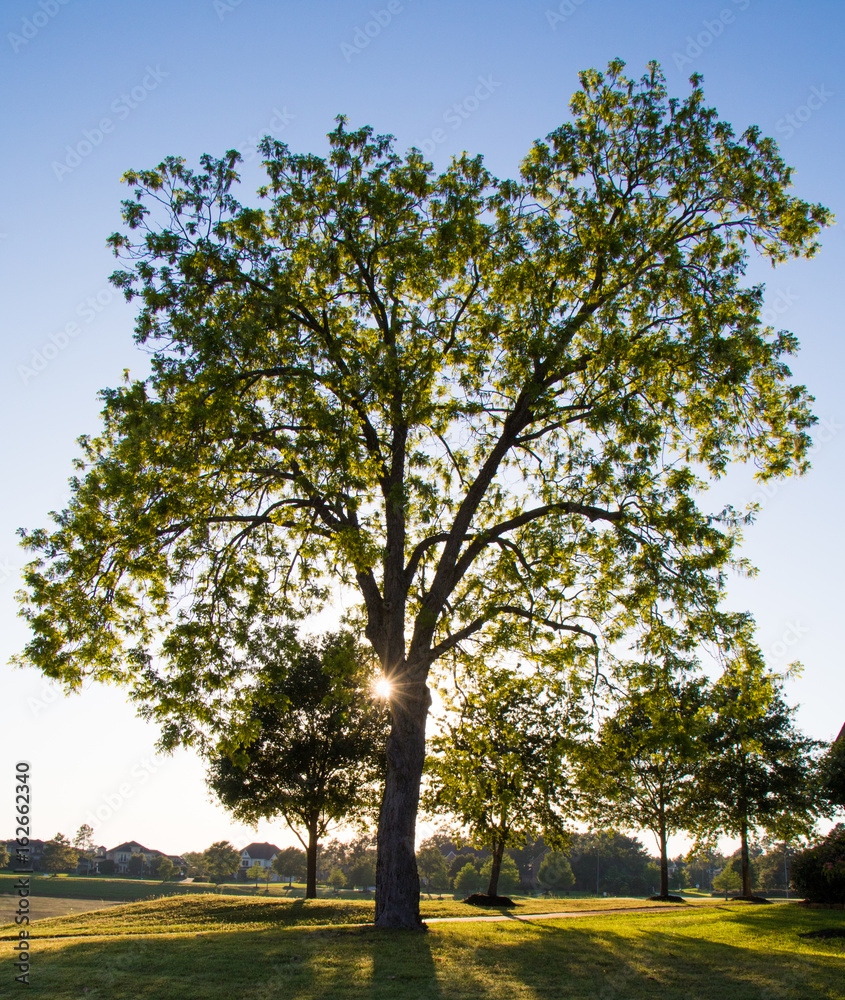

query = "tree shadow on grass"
[{"left": 472, "top": 909, "right": 845, "bottom": 999}]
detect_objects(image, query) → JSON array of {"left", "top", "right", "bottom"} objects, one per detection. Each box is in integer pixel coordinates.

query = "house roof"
[
  {"left": 107, "top": 841, "right": 152, "bottom": 855},
  {"left": 241, "top": 842, "right": 280, "bottom": 860}
]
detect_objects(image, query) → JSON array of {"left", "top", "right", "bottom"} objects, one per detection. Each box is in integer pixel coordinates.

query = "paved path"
[{"left": 424, "top": 902, "right": 726, "bottom": 925}]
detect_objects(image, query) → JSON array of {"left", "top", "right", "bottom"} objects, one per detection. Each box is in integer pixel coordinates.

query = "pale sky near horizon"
[{"left": 1, "top": 0, "right": 842, "bottom": 859}]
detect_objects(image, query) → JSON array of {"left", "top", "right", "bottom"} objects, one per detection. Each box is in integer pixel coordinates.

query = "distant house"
[
  {"left": 104, "top": 841, "right": 186, "bottom": 875},
  {"left": 239, "top": 842, "right": 281, "bottom": 880},
  {"left": 2, "top": 839, "right": 46, "bottom": 871}
]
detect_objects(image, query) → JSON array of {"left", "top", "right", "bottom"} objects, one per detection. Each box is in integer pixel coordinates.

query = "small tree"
[
  {"left": 272, "top": 847, "right": 307, "bottom": 886},
  {"left": 693, "top": 659, "right": 829, "bottom": 898},
  {"left": 73, "top": 824, "right": 96, "bottom": 875},
  {"left": 0, "top": 843, "right": 10, "bottom": 869},
  {"left": 127, "top": 853, "right": 147, "bottom": 878},
  {"left": 203, "top": 841, "right": 241, "bottom": 884},
  {"left": 453, "top": 862, "right": 484, "bottom": 898},
  {"left": 348, "top": 858, "right": 376, "bottom": 890},
  {"left": 791, "top": 824, "right": 845, "bottom": 904},
  {"left": 208, "top": 628, "right": 388, "bottom": 898},
  {"left": 577, "top": 660, "right": 708, "bottom": 899},
  {"left": 328, "top": 867, "right": 347, "bottom": 893},
  {"left": 537, "top": 852, "right": 575, "bottom": 892},
  {"left": 425, "top": 663, "right": 579, "bottom": 898},
  {"left": 97, "top": 858, "right": 116, "bottom": 876},
  {"left": 42, "top": 834, "right": 79, "bottom": 875},
  {"left": 150, "top": 856, "right": 175, "bottom": 881},
  {"left": 416, "top": 844, "right": 451, "bottom": 894},
  {"left": 245, "top": 862, "right": 263, "bottom": 889},
  {"left": 182, "top": 852, "right": 208, "bottom": 877}
]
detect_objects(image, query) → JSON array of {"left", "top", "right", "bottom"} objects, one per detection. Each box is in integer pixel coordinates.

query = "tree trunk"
[
  {"left": 374, "top": 667, "right": 430, "bottom": 929},
  {"left": 659, "top": 816, "right": 669, "bottom": 898},
  {"left": 740, "top": 819, "right": 751, "bottom": 897},
  {"left": 306, "top": 816, "right": 319, "bottom": 899},
  {"left": 487, "top": 838, "right": 505, "bottom": 898}
]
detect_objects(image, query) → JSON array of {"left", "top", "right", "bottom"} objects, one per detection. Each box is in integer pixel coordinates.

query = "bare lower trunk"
[
  {"left": 740, "top": 819, "right": 751, "bottom": 897},
  {"left": 487, "top": 839, "right": 505, "bottom": 897},
  {"left": 375, "top": 670, "right": 430, "bottom": 929},
  {"left": 659, "top": 816, "right": 669, "bottom": 898},
  {"left": 306, "top": 816, "right": 318, "bottom": 899}
]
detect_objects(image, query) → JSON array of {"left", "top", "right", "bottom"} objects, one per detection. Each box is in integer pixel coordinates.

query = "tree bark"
[
  {"left": 374, "top": 665, "right": 430, "bottom": 928},
  {"left": 306, "top": 815, "right": 319, "bottom": 899},
  {"left": 659, "top": 814, "right": 669, "bottom": 898},
  {"left": 740, "top": 818, "right": 751, "bottom": 897},
  {"left": 487, "top": 838, "right": 505, "bottom": 897}
]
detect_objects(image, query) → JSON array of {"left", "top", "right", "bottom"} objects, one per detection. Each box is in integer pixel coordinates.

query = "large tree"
[
  {"left": 15, "top": 61, "right": 828, "bottom": 928},
  {"left": 42, "top": 834, "right": 79, "bottom": 875},
  {"left": 206, "top": 628, "right": 388, "bottom": 897}
]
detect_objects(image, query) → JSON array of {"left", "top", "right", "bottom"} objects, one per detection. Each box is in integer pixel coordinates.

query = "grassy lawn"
[
  {"left": 0, "top": 894, "right": 683, "bottom": 938},
  {"left": 0, "top": 896, "right": 842, "bottom": 999}
]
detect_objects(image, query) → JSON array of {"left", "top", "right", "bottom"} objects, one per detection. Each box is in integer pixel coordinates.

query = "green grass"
[
  {"left": 0, "top": 893, "right": 682, "bottom": 938},
  {"left": 0, "top": 895, "right": 842, "bottom": 999}
]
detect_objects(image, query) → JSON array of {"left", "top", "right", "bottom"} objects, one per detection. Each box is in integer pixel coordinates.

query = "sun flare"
[{"left": 374, "top": 677, "right": 392, "bottom": 700}]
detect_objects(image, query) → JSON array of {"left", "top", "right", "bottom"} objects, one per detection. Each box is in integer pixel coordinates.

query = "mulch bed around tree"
[
  {"left": 462, "top": 893, "right": 516, "bottom": 908},
  {"left": 646, "top": 895, "right": 686, "bottom": 903}
]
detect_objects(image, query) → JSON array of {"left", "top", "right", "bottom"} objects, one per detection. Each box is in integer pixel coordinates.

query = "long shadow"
[{"left": 467, "top": 905, "right": 845, "bottom": 999}]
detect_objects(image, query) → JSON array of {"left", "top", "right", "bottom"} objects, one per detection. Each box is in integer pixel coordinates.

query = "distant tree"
[
  {"left": 73, "top": 824, "right": 96, "bottom": 875},
  {"left": 272, "top": 847, "right": 307, "bottom": 885},
  {"left": 42, "top": 834, "right": 79, "bottom": 875},
  {"left": 566, "top": 831, "right": 654, "bottom": 895},
  {"left": 0, "top": 843, "right": 10, "bottom": 869},
  {"left": 693, "top": 660, "right": 829, "bottom": 898},
  {"left": 127, "top": 853, "right": 147, "bottom": 878},
  {"left": 182, "top": 851, "right": 208, "bottom": 877},
  {"left": 328, "top": 867, "right": 347, "bottom": 893},
  {"left": 712, "top": 860, "right": 743, "bottom": 894},
  {"left": 208, "top": 628, "right": 389, "bottom": 898},
  {"left": 348, "top": 857, "right": 376, "bottom": 890},
  {"left": 425, "top": 663, "right": 579, "bottom": 898},
  {"left": 245, "top": 862, "right": 263, "bottom": 888},
  {"left": 150, "top": 856, "right": 175, "bottom": 881},
  {"left": 685, "top": 848, "right": 724, "bottom": 893},
  {"left": 538, "top": 852, "right": 575, "bottom": 891},
  {"left": 97, "top": 858, "right": 116, "bottom": 876},
  {"left": 791, "top": 824, "right": 845, "bottom": 904},
  {"left": 416, "top": 844, "right": 451, "bottom": 894},
  {"left": 203, "top": 841, "right": 241, "bottom": 883},
  {"left": 453, "top": 862, "right": 484, "bottom": 898},
  {"left": 448, "top": 852, "right": 482, "bottom": 885},
  {"left": 819, "top": 736, "right": 845, "bottom": 810},
  {"left": 756, "top": 844, "right": 795, "bottom": 893}
]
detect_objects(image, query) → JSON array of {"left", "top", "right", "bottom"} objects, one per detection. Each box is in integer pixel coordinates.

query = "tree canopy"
[{"left": 15, "top": 59, "right": 829, "bottom": 927}]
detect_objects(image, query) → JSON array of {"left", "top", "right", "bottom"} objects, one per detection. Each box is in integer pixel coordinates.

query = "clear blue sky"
[{"left": 2, "top": 0, "right": 842, "bottom": 857}]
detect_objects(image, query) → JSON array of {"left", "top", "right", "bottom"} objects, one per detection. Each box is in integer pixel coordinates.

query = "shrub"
[
  {"left": 453, "top": 862, "right": 484, "bottom": 898},
  {"left": 791, "top": 825, "right": 845, "bottom": 904}
]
